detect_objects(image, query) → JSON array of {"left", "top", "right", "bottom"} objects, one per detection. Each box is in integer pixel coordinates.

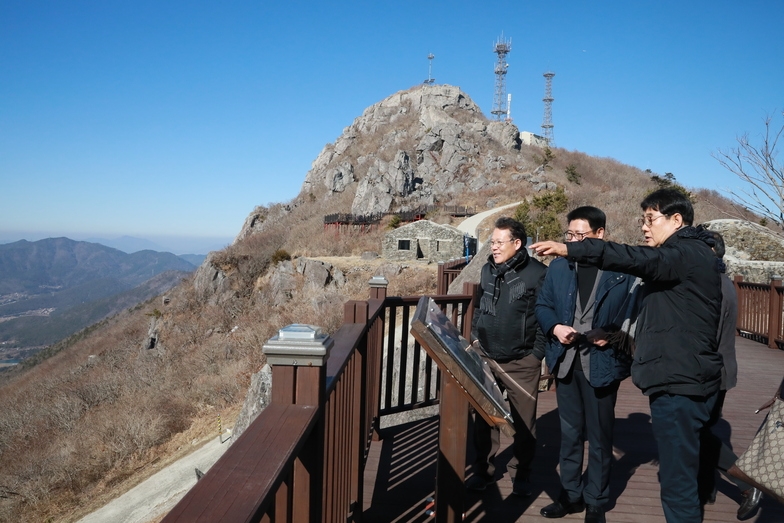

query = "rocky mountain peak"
[{"left": 299, "top": 84, "right": 527, "bottom": 216}]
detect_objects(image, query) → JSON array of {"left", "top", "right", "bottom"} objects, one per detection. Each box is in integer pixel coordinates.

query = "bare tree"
[{"left": 713, "top": 112, "right": 784, "bottom": 230}]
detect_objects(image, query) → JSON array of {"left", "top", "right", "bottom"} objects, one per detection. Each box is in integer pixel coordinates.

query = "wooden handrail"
[
  {"left": 162, "top": 275, "right": 477, "bottom": 522},
  {"left": 161, "top": 404, "right": 318, "bottom": 522}
]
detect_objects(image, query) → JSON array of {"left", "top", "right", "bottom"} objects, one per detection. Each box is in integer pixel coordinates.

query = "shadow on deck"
[{"left": 363, "top": 336, "right": 784, "bottom": 522}]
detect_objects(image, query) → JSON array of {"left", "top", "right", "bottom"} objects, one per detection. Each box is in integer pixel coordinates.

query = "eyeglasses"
[
  {"left": 488, "top": 239, "right": 516, "bottom": 247},
  {"left": 563, "top": 231, "right": 591, "bottom": 241},
  {"left": 637, "top": 214, "right": 668, "bottom": 227}
]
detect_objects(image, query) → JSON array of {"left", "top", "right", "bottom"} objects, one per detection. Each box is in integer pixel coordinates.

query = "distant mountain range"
[
  {"left": 85, "top": 235, "right": 169, "bottom": 253},
  {"left": 0, "top": 238, "right": 198, "bottom": 358},
  {"left": 0, "top": 233, "right": 228, "bottom": 262}
]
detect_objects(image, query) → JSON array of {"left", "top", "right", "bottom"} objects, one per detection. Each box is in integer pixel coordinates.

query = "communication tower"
[
  {"left": 424, "top": 53, "right": 435, "bottom": 85},
  {"left": 541, "top": 71, "right": 555, "bottom": 145},
  {"left": 491, "top": 34, "right": 511, "bottom": 120}
]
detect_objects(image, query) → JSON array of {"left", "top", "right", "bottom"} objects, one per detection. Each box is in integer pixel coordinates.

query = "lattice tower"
[
  {"left": 541, "top": 71, "right": 555, "bottom": 145},
  {"left": 491, "top": 35, "right": 511, "bottom": 120}
]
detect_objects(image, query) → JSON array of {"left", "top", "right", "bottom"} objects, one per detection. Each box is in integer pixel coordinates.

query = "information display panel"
[{"left": 410, "top": 296, "right": 514, "bottom": 436}]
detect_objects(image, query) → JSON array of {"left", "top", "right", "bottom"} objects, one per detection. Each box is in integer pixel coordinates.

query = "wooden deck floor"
[{"left": 363, "top": 336, "right": 784, "bottom": 522}]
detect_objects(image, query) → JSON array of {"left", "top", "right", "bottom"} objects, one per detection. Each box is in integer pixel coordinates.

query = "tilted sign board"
[{"left": 410, "top": 296, "right": 514, "bottom": 436}]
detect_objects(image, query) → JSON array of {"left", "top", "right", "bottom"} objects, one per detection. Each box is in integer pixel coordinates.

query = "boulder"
[
  {"left": 231, "top": 364, "right": 273, "bottom": 444},
  {"left": 703, "top": 219, "right": 784, "bottom": 283},
  {"left": 193, "top": 252, "right": 231, "bottom": 303}
]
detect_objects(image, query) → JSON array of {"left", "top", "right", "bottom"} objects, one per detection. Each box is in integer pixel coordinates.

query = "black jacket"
[
  {"left": 566, "top": 227, "right": 723, "bottom": 397},
  {"left": 472, "top": 250, "right": 547, "bottom": 362}
]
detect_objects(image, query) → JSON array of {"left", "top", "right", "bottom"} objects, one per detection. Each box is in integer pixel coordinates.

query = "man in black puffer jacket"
[
  {"left": 468, "top": 217, "right": 547, "bottom": 498},
  {"left": 532, "top": 189, "right": 722, "bottom": 523}
]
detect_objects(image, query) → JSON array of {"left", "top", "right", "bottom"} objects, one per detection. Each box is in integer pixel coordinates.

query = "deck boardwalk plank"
[{"left": 363, "top": 336, "right": 784, "bottom": 522}]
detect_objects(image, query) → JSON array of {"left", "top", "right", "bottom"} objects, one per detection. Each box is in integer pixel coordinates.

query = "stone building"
[
  {"left": 382, "top": 220, "right": 476, "bottom": 262},
  {"left": 519, "top": 131, "right": 548, "bottom": 148}
]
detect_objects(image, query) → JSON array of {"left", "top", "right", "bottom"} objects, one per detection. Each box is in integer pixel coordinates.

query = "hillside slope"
[{"left": 0, "top": 238, "right": 196, "bottom": 359}]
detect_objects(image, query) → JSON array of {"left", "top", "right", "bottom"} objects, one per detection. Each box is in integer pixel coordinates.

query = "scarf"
[{"left": 481, "top": 248, "right": 529, "bottom": 316}]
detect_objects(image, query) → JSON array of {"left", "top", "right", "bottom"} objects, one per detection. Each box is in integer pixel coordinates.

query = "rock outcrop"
[
  {"left": 257, "top": 257, "right": 347, "bottom": 307},
  {"left": 193, "top": 252, "right": 232, "bottom": 304},
  {"left": 299, "top": 84, "right": 542, "bottom": 217},
  {"left": 703, "top": 219, "right": 784, "bottom": 283},
  {"left": 231, "top": 364, "right": 272, "bottom": 443}
]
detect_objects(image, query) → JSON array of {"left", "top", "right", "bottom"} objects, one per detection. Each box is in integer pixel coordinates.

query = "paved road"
[
  {"left": 456, "top": 201, "right": 522, "bottom": 250},
  {"left": 77, "top": 434, "right": 232, "bottom": 523}
]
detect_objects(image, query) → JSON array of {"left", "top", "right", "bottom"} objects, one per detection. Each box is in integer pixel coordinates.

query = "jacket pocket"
[{"left": 631, "top": 341, "right": 663, "bottom": 391}]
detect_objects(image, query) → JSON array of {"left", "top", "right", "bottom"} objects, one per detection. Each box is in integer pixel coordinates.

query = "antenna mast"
[
  {"left": 491, "top": 34, "right": 511, "bottom": 120},
  {"left": 424, "top": 53, "right": 435, "bottom": 85},
  {"left": 507, "top": 93, "right": 512, "bottom": 121},
  {"left": 541, "top": 71, "right": 555, "bottom": 145}
]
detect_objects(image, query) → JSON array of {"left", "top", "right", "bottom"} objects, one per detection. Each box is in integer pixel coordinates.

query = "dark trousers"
[
  {"left": 473, "top": 353, "right": 541, "bottom": 481},
  {"left": 698, "top": 390, "right": 752, "bottom": 499},
  {"left": 555, "top": 365, "right": 619, "bottom": 506},
  {"left": 649, "top": 391, "right": 718, "bottom": 523}
]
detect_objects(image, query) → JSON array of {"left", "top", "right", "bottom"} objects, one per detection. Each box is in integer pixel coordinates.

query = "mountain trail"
[{"left": 76, "top": 435, "right": 232, "bottom": 523}]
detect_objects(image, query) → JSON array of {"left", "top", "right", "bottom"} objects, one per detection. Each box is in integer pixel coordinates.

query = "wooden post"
[
  {"left": 344, "top": 300, "right": 369, "bottom": 324},
  {"left": 437, "top": 261, "right": 446, "bottom": 295},
  {"left": 262, "top": 324, "right": 333, "bottom": 523},
  {"left": 434, "top": 372, "right": 468, "bottom": 523},
  {"left": 368, "top": 275, "right": 388, "bottom": 301},
  {"left": 768, "top": 275, "right": 782, "bottom": 349},
  {"left": 462, "top": 282, "right": 480, "bottom": 341},
  {"left": 368, "top": 277, "right": 387, "bottom": 443}
]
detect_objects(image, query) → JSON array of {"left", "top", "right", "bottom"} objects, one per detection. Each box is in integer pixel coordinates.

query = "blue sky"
[{"left": 1, "top": 1, "right": 782, "bottom": 254}]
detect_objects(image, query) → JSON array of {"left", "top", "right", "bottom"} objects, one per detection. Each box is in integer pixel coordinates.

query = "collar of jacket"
[{"left": 663, "top": 226, "right": 715, "bottom": 249}]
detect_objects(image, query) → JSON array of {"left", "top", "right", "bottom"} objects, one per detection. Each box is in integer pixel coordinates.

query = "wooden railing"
[
  {"left": 734, "top": 275, "right": 784, "bottom": 349},
  {"left": 324, "top": 206, "right": 477, "bottom": 227},
  {"left": 162, "top": 279, "right": 477, "bottom": 523},
  {"left": 436, "top": 257, "right": 472, "bottom": 295}
]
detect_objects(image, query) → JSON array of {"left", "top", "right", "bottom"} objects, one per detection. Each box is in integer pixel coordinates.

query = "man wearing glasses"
[
  {"left": 467, "top": 217, "right": 547, "bottom": 499},
  {"left": 532, "top": 189, "right": 723, "bottom": 523},
  {"left": 535, "top": 207, "right": 638, "bottom": 523}
]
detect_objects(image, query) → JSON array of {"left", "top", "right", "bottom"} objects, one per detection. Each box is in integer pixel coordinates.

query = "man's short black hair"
[
  {"left": 640, "top": 188, "right": 694, "bottom": 226},
  {"left": 706, "top": 230, "right": 726, "bottom": 259},
  {"left": 566, "top": 206, "right": 606, "bottom": 232},
  {"left": 494, "top": 217, "right": 527, "bottom": 243}
]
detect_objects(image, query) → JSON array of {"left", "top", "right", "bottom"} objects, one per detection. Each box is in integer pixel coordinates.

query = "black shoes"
[
  {"left": 585, "top": 504, "right": 606, "bottom": 523},
  {"left": 737, "top": 487, "right": 762, "bottom": 520},
  {"left": 540, "top": 496, "right": 586, "bottom": 518},
  {"left": 511, "top": 479, "right": 533, "bottom": 497},
  {"left": 465, "top": 474, "right": 494, "bottom": 491}
]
